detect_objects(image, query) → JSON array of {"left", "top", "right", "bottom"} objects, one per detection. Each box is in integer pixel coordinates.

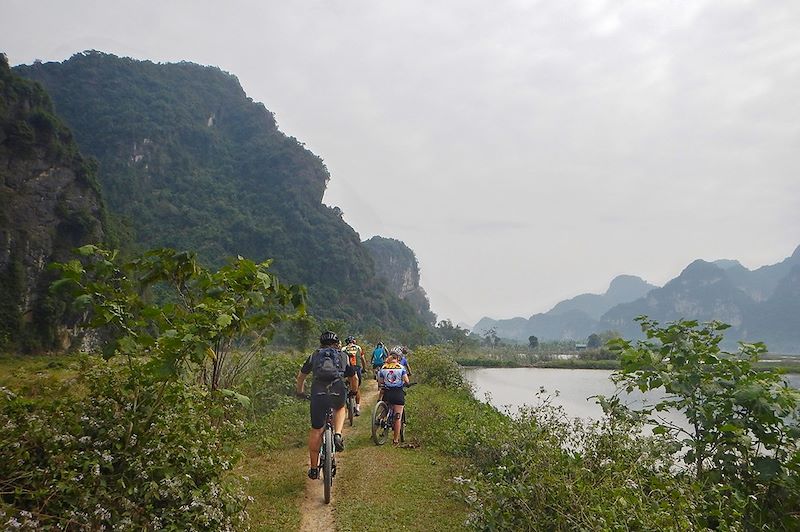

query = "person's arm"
[
  {"left": 402, "top": 371, "right": 410, "bottom": 386},
  {"left": 296, "top": 355, "right": 313, "bottom": 395},
  {"left": 296, "top": 371, "right": 308, "bottom": 396},
  {"left": 359, "top": 348, "right": 367, "bottom": 369}
]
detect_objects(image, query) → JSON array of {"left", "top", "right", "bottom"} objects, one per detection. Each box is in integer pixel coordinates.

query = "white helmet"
[{"left": 390, "top": 345, "right": 404, "bottom": 356}]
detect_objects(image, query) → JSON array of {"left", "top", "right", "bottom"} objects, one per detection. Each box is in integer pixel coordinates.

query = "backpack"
[
  {"left": 372, "top": 346, "right": 385, "bottom": 366},
  {"left": 343, "top": 344, "right": 359, "bottom": 366},
  {"left": 313, "top": 347, "right": 343, "bottom": 382}
]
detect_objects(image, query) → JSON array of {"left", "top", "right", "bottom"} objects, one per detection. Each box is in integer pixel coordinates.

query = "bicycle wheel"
[
  {"left": 322, "top": 427, "right": 333, "bottom": 504},
  {"left": 371, "top": 401, "right": 390, "bottom": 445},
  {"left": 346, "top": 395, "right": 354, "bottom": 426}
]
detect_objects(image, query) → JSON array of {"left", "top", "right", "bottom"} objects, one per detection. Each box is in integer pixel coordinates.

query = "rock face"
[
  {"left": 0, "top": 54, "right": 105, "bottom": 350},
  {"left": 363, "top": 236, "right": 436, "bottom": 324}
]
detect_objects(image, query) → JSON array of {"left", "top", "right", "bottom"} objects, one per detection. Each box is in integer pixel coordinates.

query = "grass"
[
  {"left": 238, "top": 442, "right": 307, "bottom": 531},
  {"left": 238, "top": 401, "right": 308, "bottom": 531},
  {"left": 0, "top": 353, "right": 81, "bottom": 395},
  {"left": 332, "top": 385, "right": 470, "bottom": 531}
]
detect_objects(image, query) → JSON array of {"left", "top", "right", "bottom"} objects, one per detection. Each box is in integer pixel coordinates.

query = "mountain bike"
[
  {"left": 318, "top": 404, "right": 337, "bottom": 504},
  {"left": 371, "top": 383, "right": 414, "bottom": 446}
]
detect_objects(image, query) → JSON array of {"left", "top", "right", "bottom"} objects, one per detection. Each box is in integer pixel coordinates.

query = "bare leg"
[
  {"left": 308, "top": 427, "right": 323, "bottom": 468},
  {"left": 392, "top": 405, "right": 404, "bottom": 443},
  {"left": 333, "top": 406, "right": 346, "bottom": 435}
]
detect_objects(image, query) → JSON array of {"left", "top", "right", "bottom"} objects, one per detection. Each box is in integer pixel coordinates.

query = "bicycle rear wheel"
[
  {"left": 322, "top": 427, "right": 333, "bottom": 504},
  {"left": 346, "top": 395, "right": 354, "bottom": 426},
  {"left": 400, "top": 410, "right": 405, "bottom": 443},
  {"left": 371, "top": 401, "right": 390, "bottom": 445}
]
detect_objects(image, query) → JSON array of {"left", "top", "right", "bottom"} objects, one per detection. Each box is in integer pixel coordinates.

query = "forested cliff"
[
  {"left": 364, "top": 236, "right": 436, "bottom": 324},
  {"left": 0, "top": 54, "right": 106, "bottom": 350},
  {"left": 16, "top": 51, "right": 428, "bottom": 332}
]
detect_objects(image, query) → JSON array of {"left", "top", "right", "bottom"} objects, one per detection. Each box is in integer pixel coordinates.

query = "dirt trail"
[{"left": 298, "top": 380, "right": 379, "bottom": 532}]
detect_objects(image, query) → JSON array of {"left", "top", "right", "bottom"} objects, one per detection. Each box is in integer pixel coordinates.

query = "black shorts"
[
  {"left": 383, "top": 386, "right": 405, "bottom": 406},
  {"left": 310, "top": 380, "right": 347, "bottom": 429}
]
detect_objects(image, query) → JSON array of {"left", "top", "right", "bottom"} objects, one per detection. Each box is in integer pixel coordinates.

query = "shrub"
[
  {"left": 412, "top": 345, "right": 468, "bottom": 390},
  {"left": 0, "top": 358, "right": 248, "bottom": 530}
]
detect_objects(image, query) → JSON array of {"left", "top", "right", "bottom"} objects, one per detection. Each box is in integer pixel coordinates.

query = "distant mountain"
[
  {"left": 601, "top": 249, "right": 800, "bottom": 351},
  {"left": 474, "top": 275, "right": 655, "bottom": 342},
  {"left": 363, "top": 236, "right": 436, "bottom": 325},
  {"left": 602, "top": 260, "right": 756, "bottom": 341},
  {"left": 15, "top": 51, "right": 427, "bottom": 332},
  {"left": 476, "top": 246, "right": 800, "bottom": 353},
  {"left": 547, "top": 275, "right": 657, "bottom": 320},
  {"left": 0, "top": 53, "right": 107, "bottom": 350}
]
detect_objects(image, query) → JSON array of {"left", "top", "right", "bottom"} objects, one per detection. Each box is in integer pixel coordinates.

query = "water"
[{"left": 463, "top": 367, "right": 800, "bottom": 425}]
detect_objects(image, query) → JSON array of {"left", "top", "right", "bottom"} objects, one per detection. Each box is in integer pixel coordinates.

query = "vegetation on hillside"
[
  {"left": 15, "top": 51, "right": 428, "bottom": 334},
  {"left": 0, "top": 53, "right": 110, "bottom": 351}
]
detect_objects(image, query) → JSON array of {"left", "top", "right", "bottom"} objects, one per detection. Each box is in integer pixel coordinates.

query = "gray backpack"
[{"left": 313, "top": 347, "right": 343, "bottom": 382}]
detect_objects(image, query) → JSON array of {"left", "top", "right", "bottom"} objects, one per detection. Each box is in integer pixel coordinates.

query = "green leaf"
[
  {"left": 76, "top": 244, "right": 98, "bottom": 256},
  {"left": 753, "top": 457, "right": 781, "bottom": 480},
  {"left": 217, "top": 314, "right": 233, "bottom": 327},
  {"left": 219, "top": 388, "right": 251, "bottom": 408}
]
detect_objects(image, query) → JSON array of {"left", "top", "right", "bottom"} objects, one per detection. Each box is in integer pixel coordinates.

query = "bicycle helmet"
[
  {"left": 345, "top": 335, "right": 356, "bottom": 344},
  {"left": 320, "top": 331, "right": 339, "bottom": 345},
  {"left": 390, "top": 345, "right": 403, "bottom": 356}
]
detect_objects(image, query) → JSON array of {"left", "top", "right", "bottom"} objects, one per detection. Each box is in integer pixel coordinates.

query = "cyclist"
[
  {"left": 377, "top": 349, "right": 410, "bottom": 445},
  {"left": 296, "top": 331, "right": 355, "bottom": 480},
  {"left": 342, "top": 336, "right": 367, "bottom": 415},
  {"left": 395, "top": 345, "right": 413, "bottom": 376},
  {"left": 371, "top": 342, "right": 388, "bottom": 378}
]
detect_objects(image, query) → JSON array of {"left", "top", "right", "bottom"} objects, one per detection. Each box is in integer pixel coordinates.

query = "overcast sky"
[{"left": 3, "top": 0, "right": 800, "bottom": 326}]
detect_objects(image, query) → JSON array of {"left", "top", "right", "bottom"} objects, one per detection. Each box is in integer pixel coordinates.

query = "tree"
[
  {"left": 608, "top": 316, "right": 800, "bottom": 521},
  {"left": 586, "top": 333, "right": 601, "bottom": 348},
  {"left": 434, "top": 319, "right": 478, "bottom": 356},
  {"left": 54, "top": 245, "right": 306, "bottom": 391},
  {"left": 528, "top": 335, "right": 539, "bottom": 349}
]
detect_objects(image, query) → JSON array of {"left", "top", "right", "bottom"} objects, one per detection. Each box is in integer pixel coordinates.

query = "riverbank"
[{"left": 458, "top": 356, "right": 800, "bottom": 373}]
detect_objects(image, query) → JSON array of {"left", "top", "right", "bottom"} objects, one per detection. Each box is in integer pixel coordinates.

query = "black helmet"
[
  {"left": 320, "top": 331, "right": 339, "bottom": 345},
  {"left": 345, "top": 336, "right": 355, "bottom": 344}
]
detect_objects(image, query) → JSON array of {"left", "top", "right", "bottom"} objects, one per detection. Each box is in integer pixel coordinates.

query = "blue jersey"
[{"left": 378, "top": 364, "right": 407, "bottom": 388}]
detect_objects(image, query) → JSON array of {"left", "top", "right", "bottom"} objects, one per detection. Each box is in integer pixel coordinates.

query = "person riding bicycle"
[
  {"left": 377, "top": 349, "right": 410, "bottom": 445},
  {"left": 395, "top": 345, "right": 413, "bottom": 376},
  {"left": 371, "top": 342, "right": 388, "bottom": 378},
  {"left": 296, "top": 331, "right": 355, "bottom": 480},
  {"left": 342, "top": 335, "right": 367, "bottom": 415}
]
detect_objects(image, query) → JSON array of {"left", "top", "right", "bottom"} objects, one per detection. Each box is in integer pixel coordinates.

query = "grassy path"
[{"left": 242, "top": 379, "right": 470, "bottom": 531}]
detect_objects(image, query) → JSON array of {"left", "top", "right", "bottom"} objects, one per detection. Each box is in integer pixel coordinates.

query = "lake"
[{"left": 462, "top": 367, "right": 800, "bottom": 424}]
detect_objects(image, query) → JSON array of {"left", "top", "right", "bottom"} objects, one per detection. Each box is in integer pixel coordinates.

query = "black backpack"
[{"left": 313, "top": 347, "right": 343, "bottom": 382}]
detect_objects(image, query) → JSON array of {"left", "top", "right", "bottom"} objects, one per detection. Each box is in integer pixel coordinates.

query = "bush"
[
  {"left": 0, "top": 358, "right": 248, "bottom": 530},
  {"left": 412, "top": 346, "right": 468, "bottom": 390}
]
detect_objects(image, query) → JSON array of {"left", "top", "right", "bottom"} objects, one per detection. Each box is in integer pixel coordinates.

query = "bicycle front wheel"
[
  {"left": 322, "top": 427, "right": 333, "bottom": 504},
  {"left": 371, "top": 401, "right": 390, "bottom": 445}
]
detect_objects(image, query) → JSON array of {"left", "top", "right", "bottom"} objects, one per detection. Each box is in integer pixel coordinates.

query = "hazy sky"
[{"left": 3, "top": 0, "right": 800, "bottom": 326}]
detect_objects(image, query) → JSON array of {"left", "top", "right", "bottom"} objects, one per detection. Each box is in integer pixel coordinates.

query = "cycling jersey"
[{"left": 378, "top": 363, "right": 407, "bottom": 388}]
